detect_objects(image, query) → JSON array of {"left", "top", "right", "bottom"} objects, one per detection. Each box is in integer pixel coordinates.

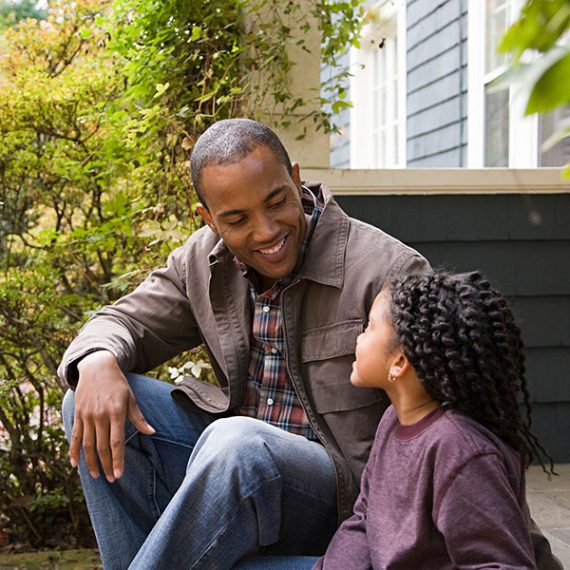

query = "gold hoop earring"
[{"left": 388, "top": 374, "right": 397, "bottom": 383}]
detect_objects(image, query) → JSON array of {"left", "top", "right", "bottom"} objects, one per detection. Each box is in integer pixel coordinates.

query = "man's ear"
[
  {"left": 291, "top": 162, "right": 302, "bottom": 194},
  {"left": 196, "top": 203, "right": 218, "bottom": 235}
]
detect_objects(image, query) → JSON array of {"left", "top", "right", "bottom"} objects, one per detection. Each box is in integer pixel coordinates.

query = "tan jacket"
[{"left": 59, "top": 181, "right": 427, "bottom": 521}]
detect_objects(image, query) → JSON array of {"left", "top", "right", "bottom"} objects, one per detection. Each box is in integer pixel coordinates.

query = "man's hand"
[{"left": 69, "top": 350, "right": 155, "bottom": 482}]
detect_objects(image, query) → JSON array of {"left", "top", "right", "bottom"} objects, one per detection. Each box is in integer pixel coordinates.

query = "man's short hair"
[{"left": 190, "top": 118, "right": 293, "bottom": 206}]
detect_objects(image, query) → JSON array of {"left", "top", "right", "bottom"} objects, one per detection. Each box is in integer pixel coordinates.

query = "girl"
[{"left": 314, "top": 270, "right": 555, "bottom": 570}]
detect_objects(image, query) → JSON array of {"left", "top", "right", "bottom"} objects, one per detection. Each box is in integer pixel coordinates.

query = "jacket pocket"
[
  {"left": 301, "top": 319, "right": 385, "bottom": 489},
  {"left": 310, "top": 380, "right": 381, "bottom": 413},
  {"left": 301, "top": 319, "right": 381, "bottom": 413},
  {"left": 302, "top": 319, "right": 363, "bottom": 362}
]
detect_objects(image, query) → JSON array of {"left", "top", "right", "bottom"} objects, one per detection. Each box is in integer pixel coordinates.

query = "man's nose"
[{"left": 252, "top": 214, "right": 279, "bottom": 242}]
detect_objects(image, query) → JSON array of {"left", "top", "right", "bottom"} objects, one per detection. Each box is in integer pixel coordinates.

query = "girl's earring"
[{"left": 388, "top": 374, "right": 397, "bottom": 383}]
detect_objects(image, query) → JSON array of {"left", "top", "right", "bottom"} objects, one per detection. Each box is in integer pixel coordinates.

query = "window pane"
[
  {"left": 370, "top": 36, "right": 400, "bottom": 167},
  {"left": 485, "top": 0, "right": 510, "bottom": 73},
  {"left": 374, "top": 131, "right": 385, "bottom": 166},
  {"left": 375, "top": 47, "right": 386, "bottom": 84},
  {"left": 378, "top": 89, "right": 385, "bottom": 126},
  {"left": 392, "top": 125, "right": 399, "bottom": 165},
  {"left": 539, "top": 106, "right": 570, "bottom": 166},
  {"left": 484, "top": 87, "right": 509, "bottom": 166}
]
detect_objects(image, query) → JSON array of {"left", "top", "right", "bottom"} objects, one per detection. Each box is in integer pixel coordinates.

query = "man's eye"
[
  {"left": 227, "top": 217, "right": 246, "bottom": 226},
  {"left": 269, "top": 198, "right": 286, "bottom": 209}
]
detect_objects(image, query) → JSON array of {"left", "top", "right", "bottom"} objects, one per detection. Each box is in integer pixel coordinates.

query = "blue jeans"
[
  {"left": 233, "top": 556, "right": 319, "bottom": 569},
  {"left": 62, "top": 374, "right": 337, "bottom": 569}
]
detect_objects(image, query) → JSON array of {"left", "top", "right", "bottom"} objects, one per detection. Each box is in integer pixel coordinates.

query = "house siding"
[
  {"left": 406, "top": 0, "right": 468, "bottom": 167},
  {"left": 335, "top": 192, "right": 570, "bottom": 462}
]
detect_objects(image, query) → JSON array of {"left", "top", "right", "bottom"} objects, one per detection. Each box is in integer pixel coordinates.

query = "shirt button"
[
  {"left": 267, "top": 398, "right": 274, "bottom": 406},
  {"left": 271, "top": 347, "right": 278, "bottom": 354},
  {"left": 262, "top": 305, "right": 270, "bottom": 313}
]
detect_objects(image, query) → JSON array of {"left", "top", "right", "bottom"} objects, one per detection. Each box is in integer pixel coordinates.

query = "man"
[{"left": 60, "top": 119, "right": 559, "bottom": 569}]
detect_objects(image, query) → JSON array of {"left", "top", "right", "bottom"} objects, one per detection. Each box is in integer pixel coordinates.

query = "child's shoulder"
[
  {"left": 376, "top": 406, "right": 517, "bottom": 468},
  {"left": 431, "top": 408, "right": 516, "bottom": 464}
]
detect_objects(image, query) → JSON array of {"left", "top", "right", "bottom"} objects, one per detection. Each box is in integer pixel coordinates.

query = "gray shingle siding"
[
  {"left": 407, "top": 68, "right": 467, "bottom": 113},
  {"left": 407, "top": 48, "right": 462, "bottom": 93},
  {"left": 407, "top": 0, "right": 456, "bottom": 28},
  {"left": 407, "top": 95, "right": 466, "bottom": 137},
  {"left": 407, "top": 121, "right": 465, "bottom": 159},
  {"left": 404, "top": 147, "right": 465, "bottom": 167},
  {"left": 406, "top": 0, "right": 468, "bottom": 167}
]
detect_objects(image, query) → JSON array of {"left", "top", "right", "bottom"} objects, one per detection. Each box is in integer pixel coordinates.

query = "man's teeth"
[{"left": 259, "top": 238, "right": 285, "bottom": 255}]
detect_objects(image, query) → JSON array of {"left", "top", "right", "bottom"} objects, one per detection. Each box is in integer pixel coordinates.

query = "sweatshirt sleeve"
[{"left": 435, "top": 452, "right": 537, "bottom": 570}]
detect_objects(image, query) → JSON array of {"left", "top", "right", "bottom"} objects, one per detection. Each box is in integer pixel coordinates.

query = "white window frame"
[
  {"left": 467, "top": 0, "right": 539, "bottom": 168},
  {"left": 349, "top": 0, "right": 406, "bottom": 168}
]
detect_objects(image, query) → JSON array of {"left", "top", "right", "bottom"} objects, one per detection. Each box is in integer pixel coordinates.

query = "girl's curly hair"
[{"left": 388, "top": 270, "right": 554, "bottom": 474}]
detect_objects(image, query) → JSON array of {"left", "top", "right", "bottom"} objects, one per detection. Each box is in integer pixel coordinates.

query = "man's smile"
[{"left": 256, "top": 235, "right": 287, "bottom": 256}]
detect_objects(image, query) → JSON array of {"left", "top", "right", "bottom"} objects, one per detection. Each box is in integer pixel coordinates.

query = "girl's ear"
[{"left": 389, "top": 351, "right": 411, "bottom": 380}]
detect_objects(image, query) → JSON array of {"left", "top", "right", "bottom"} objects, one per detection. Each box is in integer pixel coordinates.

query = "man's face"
[{"left": 197, "top": 145, "right": 308, "bottom": 290}]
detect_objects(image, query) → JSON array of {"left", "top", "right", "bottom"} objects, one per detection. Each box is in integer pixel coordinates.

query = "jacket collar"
[
  {"left": 206, "top": 180, "right": 349, "bottom": 289},
  {"left": 297, "top": 180, "right": 348, "bottom": 289},
  {"left": 208, "top": 235, "right": 231, "bottom": 266}
]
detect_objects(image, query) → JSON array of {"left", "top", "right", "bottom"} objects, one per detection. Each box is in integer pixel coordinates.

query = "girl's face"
[{"left": 351, "top": 291, "right": 401, "bottom": 389}]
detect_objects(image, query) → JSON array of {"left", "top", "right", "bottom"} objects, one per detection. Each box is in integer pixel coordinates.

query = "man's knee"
[
  {"left": 193, "top": 417, "right": 278, "bottom": 475},
  {"left": 201, "top": 417, "right": 270, "bottom": 451}
]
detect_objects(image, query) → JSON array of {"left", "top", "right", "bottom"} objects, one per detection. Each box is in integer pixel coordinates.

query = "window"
[
  {"left": 483, "top": 0, "right": 511, "bottom": 166},
  {"left": 343, "top": 0, "right": 406, "bottom": 168},
  {"left": 468, "top": 0, "right": 570, "bottom": 168},
  {"left": 370, "top": 31, "right": 400, "bottom": 167}
]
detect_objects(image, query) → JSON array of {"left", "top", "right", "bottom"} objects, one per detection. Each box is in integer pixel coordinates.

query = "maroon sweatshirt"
[{"left": 314, "top": 406, "right": 537, "bottom": 570}]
